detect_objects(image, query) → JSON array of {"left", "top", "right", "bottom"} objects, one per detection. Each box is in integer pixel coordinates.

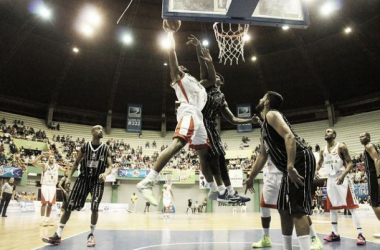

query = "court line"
[
  {"left": 132, "top": 242, "right": 296, "bottom": 250},
  {"left": 31, "top": 230, "right": 89, "bottom": 250}
]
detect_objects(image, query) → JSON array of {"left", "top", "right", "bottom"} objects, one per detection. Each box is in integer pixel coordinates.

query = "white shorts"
[
  {"left": 174, "top": 105, "right": 208, "bottom": 149},
  {"left": 326, "top": 174, "right": 359, "bottom": 209},
  {"left": 261, "top": 172, "right": 283, "bottom": 208},
  {"left": 41, "top": 185, "right": 57, "bottom": 204},
  {"left": 163, "top": 199, "right": 172, "bottom": 208}
]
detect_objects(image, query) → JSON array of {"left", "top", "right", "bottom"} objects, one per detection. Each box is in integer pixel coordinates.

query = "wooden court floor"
[{"left": 1, "top": 211, "right": 380, "bottom": 250}]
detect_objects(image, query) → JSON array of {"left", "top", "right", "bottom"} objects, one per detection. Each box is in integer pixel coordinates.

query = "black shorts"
[
  {"left": 61, "top": 192, "right": 70, "bottom": 210},
  {"left": 66, "top": 176, "right": 104, "bottom": 212},
  {"left": 368, "top": 172, "right": 380, "bottom": 207},
  {"left": 277, "top": 150, "right": 315, "bottom": 215}
]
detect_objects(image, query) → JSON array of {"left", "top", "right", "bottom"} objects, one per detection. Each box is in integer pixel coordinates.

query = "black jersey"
[
  {"left": 202, "top": 87, "right": 227, "bottom": 156},
  {"left": 261, "top": 111, "right": 310, "bottom": 173},
  {"left": 364, "top": 143, "right": 379, "bottom": 174},
  {"left": 79, "top": 142, "right": 109, "bottom": 178}
]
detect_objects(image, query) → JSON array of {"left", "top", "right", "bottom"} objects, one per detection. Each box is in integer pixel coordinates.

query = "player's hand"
[
  {"left": 336, "top": 175, "right": 344, "bottom": 185},
  {"left": 99, "top": 173, "right": 107, "bottom": 182},
  {"left": 287, "top": 166, "right": 304, "bottom": 189},
  {"left": 199, "top": 47, "right": 212, "bottom": 62},
  {"left": 244, "top": 177, "right": 255, "bottom": 194},
  {"left": 186, "top": 34, "right": 200, "bottom": 47},
  {"left": 251, "top": 114, "right": 261, "bottom": 125}
]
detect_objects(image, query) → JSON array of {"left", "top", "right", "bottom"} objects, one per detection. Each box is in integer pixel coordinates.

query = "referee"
[{"left": 0, "top": 177, "right": 16, "bottom": 217}]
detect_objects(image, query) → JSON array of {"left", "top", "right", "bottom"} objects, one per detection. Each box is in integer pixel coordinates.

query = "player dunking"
[
  {"left": 316, "top": 129, "right": 366, "bottom": 245},
  {"left": 159, "top": 184, "right": 174, "bottom": 218},
  {"left": 245, "top": 91, "right": 315, "bottom": 250},
  {"left": 32, "top": 153, "right": 64, "bottom": 227},
  {"left": 187, "top": 34, "right": 253, "bottom": 203},
  {"left": 360, "top": 132, "right": 380, "bottom": 237},
  {"left": 43, "top": 125, "right": 112, "bottom": 247},
  {"left": 136, "top": 22, "right": 216, "bottom": 206}
]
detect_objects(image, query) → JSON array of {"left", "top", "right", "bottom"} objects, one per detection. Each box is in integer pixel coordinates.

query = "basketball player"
[
  {"left": 187, "top": 34, "right": 253, "bottom": 203},
  {"left": 316, "top": 129, "right": 366, "bottom": 245},
  {"left": 245, "top": 91, "right": 315, "bottom": 250},
  {"left": 137, "top": 22, "right": 216, "bottom": 206},
  {"left": 42, "top": 125, "right": 112, "bottom": 247},
  {"left": 57, "top": 164, "right": 71, "bottom": 217},
  {"left": 252, "top": 157, "right": 322, "bottom": 249},
  {"left": 159, "top": 184, "right": 174, "bottom": 218},
  {"left": 32, "top": 153, "right": 64, "bottom": 227},
  {"left": 360, "top": 132, "right": 380, "bottom": 237}
]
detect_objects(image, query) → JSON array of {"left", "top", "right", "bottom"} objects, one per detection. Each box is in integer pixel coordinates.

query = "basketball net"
[{"left": 213, "top": 22, "right": 249, "bottom": 65}]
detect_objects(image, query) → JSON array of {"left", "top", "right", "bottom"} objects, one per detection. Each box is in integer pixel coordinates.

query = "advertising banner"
[
  {"left": 19, "top": 201, "right": 35, "bottom": 212},
  {"left": 0, "top": 165, "right": 23, "bottom": 179},
  {"left": 118, "top": 169, "right": 149, "bottom": 178},
  {"left": 236, "top": 104, "right": 252, "bottom": 133},
  {"left": 354, "top": 183, "right": 369, "bottom": 199},
  {"left": 127, "top": 104, "right": 143, "bottom": 132},
  {"left": 229, "top": 169, "right": 243, "bottom": 187}
]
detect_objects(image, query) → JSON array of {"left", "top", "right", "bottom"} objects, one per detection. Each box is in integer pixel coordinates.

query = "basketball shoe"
[
  {"left": 217, "top": 190, "right": 236, "bottom": 203},
  {"left": 323, "top": 231, "right": 340, "bottom": 242},
  {"left": 87, "top": 233, "right": 96, "bottom": 247},
  {"left": 356, "top": 233, "right": 366, "bottom": 245},
  {"left": 252, "top": 235, "right": 272, "bottom": 248},
  {"left": 136, "top": 178, "right": 158, "bottom": 206},
  {"left": 311, "top": 236, "right": 323, "bottom": 250},
  {"left": 42, "top": 232, "right": 61, "bottom": 245},
  {"left": 230, "top": 191, "right": 251, "bottom": 203}
]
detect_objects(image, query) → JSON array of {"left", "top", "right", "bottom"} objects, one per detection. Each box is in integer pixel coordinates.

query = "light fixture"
[
  {"left": 122, "top": 34, "right": 133, "bottom": 44},
  {"left": 243, "top": 34, "right": 251, "bottom": 41},
  {"left": 38, "top": 6, "right": 52, "bottom": 19},
  {"left": 251, "top": 56, "right": 257, "bottom": 61},
  {"left": 164, "top": 63, "right": 168, "bottom": 66},
  {"left": 282, "top": 25, "right": 289, "bottom": 31},
  {"left": 202, "top": 40, "right": 209, "bottom": 46},
  {"left": 73, "top": 47, "right": 79, "bottom": 53},
  {"left": 344, "top": 27, "right": 352, "bottom": 34}
]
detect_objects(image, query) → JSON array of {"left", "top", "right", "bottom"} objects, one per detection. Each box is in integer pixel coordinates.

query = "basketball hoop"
[{"left": 213, "top": 22, "right": 249, "bottom": 65}]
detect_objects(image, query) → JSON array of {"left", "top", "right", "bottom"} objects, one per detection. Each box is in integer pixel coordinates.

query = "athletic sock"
[
  {"left": 226, "top": 185, "right": 235, "bottom": 195},
  {"left": 56, "top": 223, "right": 65, "bottom": 237},
  {"left": 217, "top": 185, "right": 226, "bottom": 195},
  {"left": 309, "top": 224, "right": 317, "bottom": 237},
  {"left": 263, "top": 228, "right": 270, "bottom": 237},
  {"left": 208, "top": 182, "right": 217, "bottom": 192},
  {"left": 90, "top": 224, "right": 96, "bottom": 234},
  {"left": 330, "top": 210, "right": 339, "bottom": 234},
  {"left": 283, "top": 235, "right": 292, "bottom": 250},
  {"left": 298, "top": 235, "right": 310, "bottom": 250},
  {"left": 147, "top": 170, "right": 159, "bottom": 180},
  {"left": 349, "top": 209, "right": 363, "bottom": 234}
]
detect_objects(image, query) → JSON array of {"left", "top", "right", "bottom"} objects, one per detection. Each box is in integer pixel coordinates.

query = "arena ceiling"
[{"left": 0, "top": 0, "right": 380, "bottom": 130}]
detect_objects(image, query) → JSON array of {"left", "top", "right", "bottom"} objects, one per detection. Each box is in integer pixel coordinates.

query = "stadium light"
[
  {"left": 76, "top": 5, "right": 102, "bottom": 37},
  {"left": 243, "top": 34, "right": 251, "bottom": 41},
  {"left": 160, "top": 36, "right": 171, "bottom": 50},
  {"left": 164, "top": 63, "right": 168, "bottom": 66},
  {"left": 202, "top": 40, "right": 209, "bottom": 47},
  {"left": 73, "top": 47, "right": 79, "bottom": 53},
  {"left": 122, "top": 34, "right": 133, "bottom": 44},
  {"left": 344, "top": 27, "right": 352, "bottom": 34},
  {"left": 251, "top": 56, "right": 257, "bottom": 61},
  {"left": 38, "top": 6, "right": 51, "bottom": 19},
  {"left": 320, "top": 1, "right": 340, "bottom": 16},
  {"left": 282, "top": 25, "right": 289, "bottom": 31}
]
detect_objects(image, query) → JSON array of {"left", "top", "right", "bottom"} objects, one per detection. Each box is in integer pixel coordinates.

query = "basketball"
[{"left": 163, "top": 19, "right": 181, "bottom": 33}]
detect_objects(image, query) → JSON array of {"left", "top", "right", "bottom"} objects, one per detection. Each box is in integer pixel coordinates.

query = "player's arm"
[
  {"left": 99, "top": 149, "right": 113, "bottom": 182},
  {"left": 365, "top": 144, "right": 380, "bottom": 183},
  {"left": 337, "top": 144, "right": 353, "bottom": 184},
  {"left": 266, "top": 111, "right": 304, "bottom": 188},
  {"left": 31, "top": 153, "right": 47, "bottom": 169},
  {"left": 244, "top": 138, "right": 268, "bottom": 194},
  {"left": 170, "top": 190, "right": 174, "bottom": 201},
  {"left": 315, "top": 149, "right": 324, "bottom": 179},
  {"left": 66, "top": 149, "right": 84, "bottom": 185},
  {"left": 198, "top": 47, "right": 216, "bottom": 89},
  {"left": 58, "top": 177, "right": 67, "bottom": 193},
  {"left": 186, "top": 35, "right": 207, "bottom": 80},
  {"left": 167, "top": 32, "right": 183, "bottom": 83},
  {"left": 220, "top": 103, "right": 259, "bottom": 125}
]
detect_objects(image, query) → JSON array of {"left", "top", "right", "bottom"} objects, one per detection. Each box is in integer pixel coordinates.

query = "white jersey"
[
  {"left": 41, "top": 163, "right": 59, "bottom": 186},
  {"left": 323, "top": 143, "right": 345, "bottom": 176},
  {"left": 265, "top": 157, "right": 282, "bottom": 174},
  {"left": 163, "top": 189, "right": 172, "bottom": 200},
  {"left": 171, "top": 73, "right": 207, "bottom": 111}
]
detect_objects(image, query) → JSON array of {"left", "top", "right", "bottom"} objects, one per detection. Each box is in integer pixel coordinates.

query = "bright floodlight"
[
  {"left": 164, "top": 63, "right": 168, "bottom": 66},
  {"left": 345, "top": 27, "right": 352, "bottom": 34},
  {"left": 160, "top": 36, "right": 171, "bottom": 49},
  {"left": 202, "top": 40, "right": 209, "bottom": 46},
  {"left": 282, "top": 25, "right": 289, "bottom": 31},
  {"left": 320, "top": 2, "right": 335, "bottom": 16},
  {"left": 38, "top": 6, "right": 51, "bottom": 19},
  {"left": 243, "top": 34, "right": 251, "bottom": 41},
  {"left": 251, "top": 56, "right": 257, "bottom": 61},
  {"left": 73, "top": 47, "right": 79, "bottom": 53},
  {"left": 122, "top": 34, "right": 133, "bottom": 44},
  {"left": 80, "top": 24, "right": 94, "bottom": 36},
  {"left": 86, "top": 8, "right": 102, "bottom": 26}
]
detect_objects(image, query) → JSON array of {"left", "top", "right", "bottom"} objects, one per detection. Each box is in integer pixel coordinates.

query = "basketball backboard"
[{"left": 162, "top": 0, "right": 309, "bottom": 29}]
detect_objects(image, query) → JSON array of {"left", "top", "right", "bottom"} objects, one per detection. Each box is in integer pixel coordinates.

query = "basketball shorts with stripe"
[
  {"left": 277, "top": 151, "right": 315, "bottom": 215},
  {"left": 260, "top": 172, "right": 282, "bottom": 209},
  {"left": 41, "top": 185, "right": 57, "bottom": 205},
  {"left": 368, "top": 171, "right": 380, "bottom": 207},
  {"left": 66, "top": 176, "right": 104, "bottom": 212},
  {"left": 173, "top": 114, "right": 208, "bottom": 149}
]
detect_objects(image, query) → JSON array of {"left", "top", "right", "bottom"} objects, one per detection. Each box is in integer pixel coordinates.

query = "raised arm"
[
  {"left": 266, "top": 111, "right": 303, "bottom": 187},
  {"left": 336, "top": 144, "right": 354, "bottom": 184},
  {"left": 187, "top": 35, "right": 208, "bottom": 80},
  {"left": 198, "top": 47, "right": 216, "bottom": 89},
  {"left": 316, "top": 149, "right": 324, "bottom": 171},
  {"left": 32, "top": 153, "right": 47, "bottom": 169},
  {"left": 167, "top": 32, "right": 183, "bottom": 83},
  {"left": 244, "top": 138, "right": 268, "bottom": 194}
]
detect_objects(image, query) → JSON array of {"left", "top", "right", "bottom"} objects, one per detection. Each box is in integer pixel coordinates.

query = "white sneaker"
[
  {"left": 208, "top": 190, "right": 219, "bottom": 201},
  {"left": 136, "top": 178, "right": 158, "bottom": 206},
  {"left": 373, "top": 233, "right": 380, "bottom": 238}
]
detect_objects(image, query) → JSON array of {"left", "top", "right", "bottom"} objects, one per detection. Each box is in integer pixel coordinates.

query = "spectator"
[{"left": 315, "top": 144, "right": 320, "bottom": 152}]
